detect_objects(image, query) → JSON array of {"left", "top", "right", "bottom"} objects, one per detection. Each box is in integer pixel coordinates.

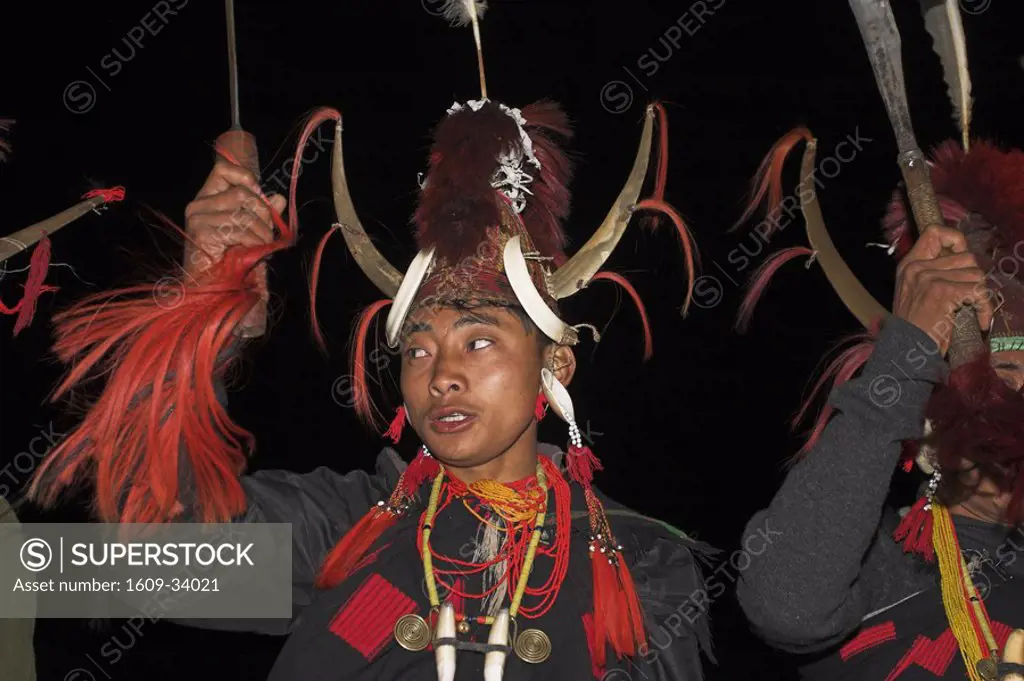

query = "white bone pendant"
[
  {"left": 435, "top": 602, "right": 456, "bottom": 681},
  {"left": 484, "top": 608, "right": 510, "bottom": 681}
]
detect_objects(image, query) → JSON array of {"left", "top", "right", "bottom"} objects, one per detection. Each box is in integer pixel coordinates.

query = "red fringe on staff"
[
  {"left": 1, "top": 233, "right": 58, "bottom": 336},
  {"left": 3, "top": 187, "right": 126, "bottom": 337}
]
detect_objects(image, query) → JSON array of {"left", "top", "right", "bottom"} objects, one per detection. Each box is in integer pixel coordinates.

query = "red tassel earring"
[
  {"left": 383, "top": 405, "right": 407, "bottom": 443},
  {"left": 535, "top": 393, "right": 548, "bottom": 421}
]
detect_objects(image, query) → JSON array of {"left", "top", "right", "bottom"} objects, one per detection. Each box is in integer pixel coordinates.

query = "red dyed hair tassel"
[
  {"left": 590, "top": 543, "right": 647, "bottom": 664},
  {"left": 573, "top": 441, "right": 647, "bottom": 664},
  {"left": 383, "top": 406, "right": 406, "bottom": 443},
  {"left": 315, "top": 507, "right": 399, "bottom": 589},
  {"left": 893, "top": 497, "right": 936, "bottom": 562}
]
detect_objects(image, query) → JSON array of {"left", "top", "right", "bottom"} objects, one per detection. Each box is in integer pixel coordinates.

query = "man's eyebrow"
[
  {"left": 453, "top": 312, "right": 502, "bottom": 329},
  {"left": 405, "top": 321, "right": 432, "bottom": 335}
]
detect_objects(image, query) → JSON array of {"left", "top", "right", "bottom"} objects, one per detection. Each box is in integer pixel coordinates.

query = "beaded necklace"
[{"left": 394, "top": 455, "right": 571, "bottom": 667}]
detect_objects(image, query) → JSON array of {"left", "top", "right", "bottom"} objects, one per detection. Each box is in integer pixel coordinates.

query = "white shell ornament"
[{"left": 540, "top": 367, "right": 575, "bottom": 424}]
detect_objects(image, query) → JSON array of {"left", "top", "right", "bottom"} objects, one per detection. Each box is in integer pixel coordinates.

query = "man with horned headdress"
[
  {"left": 728, "top": 1, "right": 1024, "bottom": 679},
  {"left": 26, "top": 3, "right": 713, "bottom": 679}
]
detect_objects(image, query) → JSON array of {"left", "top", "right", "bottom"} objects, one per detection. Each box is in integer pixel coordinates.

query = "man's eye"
[
  {"left": 469, "top": 339, "right": 493, "bottom": 351},
  {"left": 406, "top": 348, "right": 427, "bottom": 359}
]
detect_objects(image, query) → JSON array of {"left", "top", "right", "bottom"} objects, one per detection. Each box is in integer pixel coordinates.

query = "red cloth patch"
[
  {"left": 993, "top": 620, "right": 1015, "bottom": 651},
  {"left": 329, "top": 573, "right": 417, "bottom": 661},
  {"left": 885, "top": 629, "right": 959, "bottom": 680},
  {"left": 884, "top": 620, "right": 1014, "bottom": 680},
  {"left": 841, "top": 621, "right": 896, "bottom": 661}
]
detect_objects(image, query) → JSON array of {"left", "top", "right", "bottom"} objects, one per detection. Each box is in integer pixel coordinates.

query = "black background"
[{"left": 1, "top": 0, "right": 1022, "bottom": 679}]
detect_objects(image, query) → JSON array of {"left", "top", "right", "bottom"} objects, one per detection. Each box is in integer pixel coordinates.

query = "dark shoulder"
[{"left": 589, "top": 485, "right": 716, "bottom": 555}]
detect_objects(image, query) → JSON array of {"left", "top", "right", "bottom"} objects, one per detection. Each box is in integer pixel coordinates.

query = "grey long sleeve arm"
[
  {"left": 735, "top": 317, "right": 945, "bottom": 653},
  {"left": 161, "top": 367, "right": 399, "bottom": 635}
]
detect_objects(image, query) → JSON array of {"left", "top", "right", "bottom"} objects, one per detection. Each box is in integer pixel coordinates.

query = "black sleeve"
[
  {"left": 735, "top": 317, "right": 945, "bottom": 653},
  {"left": 612, "top": 508, "right": 718, "bottom": 681}
]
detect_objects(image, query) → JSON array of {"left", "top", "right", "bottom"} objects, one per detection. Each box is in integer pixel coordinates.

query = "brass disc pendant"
[
  {"left": 457, "top": 620, "right": 471, "bottom": 634},
  {"left": 975, "top": 657, "right": 998, "bottom": 681},
  {"left": 394, "top": 613, "right": 432, "bottom": 651},
  {"left": 514, "top": 628, "right": 552, "bottom": 664}
]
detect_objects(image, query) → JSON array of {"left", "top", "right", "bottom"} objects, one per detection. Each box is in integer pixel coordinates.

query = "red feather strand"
[
  {"left": 316, "top": 448, "right": 439, "bottom": 589},
  {"left": 592, "top": 271, "right": 653, "bottom": 361},
  {"left": 644, "top": 101, "right": 670, "bottom": 230},
  {"left": 731, "top": 127, "right": 813, "bottom": 235},
  {"left": 735, "top": 246, "right": 815, "bottom": 333},
  {"left": 25, "top": 116, "right": 339, "bottom": 524},
  {"left": 788, "top": 323, "right": 881, "bottom": 463},
  {"left": 652, "top": 102, "right": 669, "bottom": 205},
  {"left": 634, "top": 198, "right": 698, "bottom": 316},
  {"left": 308, "top": 222, "right": 343, "bottom": 353},
  {"left": 349, "top": 299, "right": 393, "bottom": 430}
]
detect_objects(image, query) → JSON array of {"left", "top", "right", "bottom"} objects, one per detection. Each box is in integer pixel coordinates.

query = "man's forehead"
[{"left": 403, "top": 305, "right": 512, "bottom": 333}]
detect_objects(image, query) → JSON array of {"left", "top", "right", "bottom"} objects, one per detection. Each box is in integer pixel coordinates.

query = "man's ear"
[{"left": 547, "top": 344, "right": 576, "bottom": 388}]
